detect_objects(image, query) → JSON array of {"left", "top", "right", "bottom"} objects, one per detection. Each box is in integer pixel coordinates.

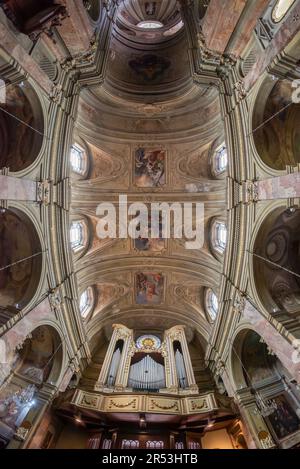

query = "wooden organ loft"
[{"left": 54, "top": 325, "right": 246, "bottom": 449}]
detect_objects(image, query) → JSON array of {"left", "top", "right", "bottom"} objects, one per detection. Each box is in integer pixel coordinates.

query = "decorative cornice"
[{"left": 70, "top": 389, "right": 227, "bottom": 416}]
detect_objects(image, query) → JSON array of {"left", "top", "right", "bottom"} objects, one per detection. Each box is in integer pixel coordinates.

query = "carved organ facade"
[{"left": 95, "top": 325, "right": 198, "bottom": 395}]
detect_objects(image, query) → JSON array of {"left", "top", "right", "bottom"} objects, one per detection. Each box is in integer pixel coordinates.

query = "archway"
[
  {"left": 0, "top": 81, "right": 44, "bottom": 171},
  {"left": 231, "top": 329, "right": 300, "bottom": 448},
  {"left": 16, "top": 325, "right": 63, "bottom": 385},
  {"left": 0, "top": 208, "right": 42, "bottom": 310},
  {"left": 0, "top": 325, "right": 62, "bottom": 448}
]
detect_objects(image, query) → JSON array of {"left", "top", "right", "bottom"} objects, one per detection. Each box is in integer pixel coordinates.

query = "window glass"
[
  {"left": 79, "top": 287, "right": 94, "bottom": 319},
  {"left": 70, "top": 221, "right": 84, "bottom": 250},
  {"left": 215, "top": 145, "right": 228, "bottom": 174},
  {"left": 206, "top": 289, "right": 219, "bottom": 322},
  {"left": 272, "top": 0, "right": 296, "bottom": 23},
  {"left": 215, "top": 222, "right": 227, "bottom": 252},
  {"left": 70, "top": 144, "right": 86, "bottom": 174}
]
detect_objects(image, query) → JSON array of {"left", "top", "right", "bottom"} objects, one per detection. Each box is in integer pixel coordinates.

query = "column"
[
  {"left": 201, "top": 0, "right": 248, "bottom": 54},
  {"left": 7, "top": 383, "right": 57, "bottom": 449},
  {"left": 235, "top": 388, "right": 276, "bottom": 449},
  {"left": 94, "top": 324, "right": 122, "bottom": 390},
  {"left": 114, "top": 328, "right": 134, "bottom": 391},
  {"left": 244, "top": 2, "right": 300, "bottom": 91},
  {"left": 95, "top": 324, "right": 133, "bottom": 391},
  {"left": 176, "top": 326, "right": 198, "bottom": 391},
  {"left": 163, "top": 330, "right": 179, "bottom": 392},
  {"left": 0, "top": 21, "right": 52, "bottom": 94}
]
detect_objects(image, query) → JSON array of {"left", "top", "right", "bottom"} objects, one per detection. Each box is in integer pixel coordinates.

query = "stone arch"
[
  {"left": 252, "top": 75, "right": 300, "bottom": 170},
  {"left": 251, "top": 206, "right": 300, "bottom": 326},
  {"left": 0, "top": 79, "right": 44, "bottom": 172}
]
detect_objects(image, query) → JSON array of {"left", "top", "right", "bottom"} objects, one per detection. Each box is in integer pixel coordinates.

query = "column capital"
[
  {"left": 37, "top": 180, "right": 52, "bottom": 205},
  {"left": 241, "top": 180, "right": 260, "bottom": 204}
]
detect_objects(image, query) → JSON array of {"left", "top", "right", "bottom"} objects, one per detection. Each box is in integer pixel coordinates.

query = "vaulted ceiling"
[
  {"left": 115, "top": 0, "right": 183, "bottom": 44},
  {"left": 71, "top": 0, "right": 226, "bottom": 346}
]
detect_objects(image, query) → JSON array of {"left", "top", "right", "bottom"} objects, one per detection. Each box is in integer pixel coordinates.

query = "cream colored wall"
[{"left": 201, "top": 429, "right": 234, "bottom": 449}]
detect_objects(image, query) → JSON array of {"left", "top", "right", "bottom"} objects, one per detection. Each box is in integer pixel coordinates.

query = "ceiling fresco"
[{"left": 70, "top": 0, "right": 226, "bottom": 347}]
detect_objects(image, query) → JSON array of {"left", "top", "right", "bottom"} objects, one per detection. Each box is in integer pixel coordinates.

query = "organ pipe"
[{"left": 107, "top": 346, "right": 121, "bottom": 386}]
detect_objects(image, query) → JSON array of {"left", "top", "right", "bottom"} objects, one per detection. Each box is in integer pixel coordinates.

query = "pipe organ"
[
  {"left": 95, "top": 325, "right": 198, "bottom": 395},
  {"left": 128, "top": 355, "right": 165, "bottom": 391}
]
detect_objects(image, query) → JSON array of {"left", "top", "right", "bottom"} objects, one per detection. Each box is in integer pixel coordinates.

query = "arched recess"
[
  {"left": 252, "top": 76, "right": 300, "bottom": 170},
  {"left": 16, "top": 325, "right": 63, "bottom": 385},
  {"left": 231, "top": 329, "right": 277, "bottom": 389},
  {"left": 252, "top": 206, "right": 300, "bottom": 325},
  {"left": 230, "top": 329, "right": 300, "bottom": 447},
  {"left": 0, "top": 81, "right": 44, "bottom": 172},
  {"left": 0, "top": 325, "right": 63, "bottom": 448},
  {"left": 0, "top": 208, "right": 43, "bottom": 310},
  {"left": 83, "top": 0, "right": 102, "bottom": 22}
]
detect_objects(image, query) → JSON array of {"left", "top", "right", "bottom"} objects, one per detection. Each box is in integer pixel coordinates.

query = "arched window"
[
  {"left": 70, "top": 220, "right": 86, "bottom": 252},
  {"left": 102, "top": 439, "right": 112, "bottom": 449},
  {"left": 206, "top": 289, "right": 219, "bottom": 322},
  {"left": 211, "top": 220, "right": 227, "bottom": 254},
  {"left": 215, "top": 144, "right": 228, "bottom": 174},
  {"left": 121, "top": 440, "right": 140, "bottom": 449},
  {"left": 175, "top": 442, "right": 184, "bottom": 449},
  {"left": 188, "top": 441, "right": 201, "bottom": 449},
  {"left": 70, "top": 143, "right": 87, "bottom": 175},
  {"left": 146, "top": 440, "right": 164, "bottom": 449},
  {"left": 79, "top": 287, "right": 94, "bottom": 319}
]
